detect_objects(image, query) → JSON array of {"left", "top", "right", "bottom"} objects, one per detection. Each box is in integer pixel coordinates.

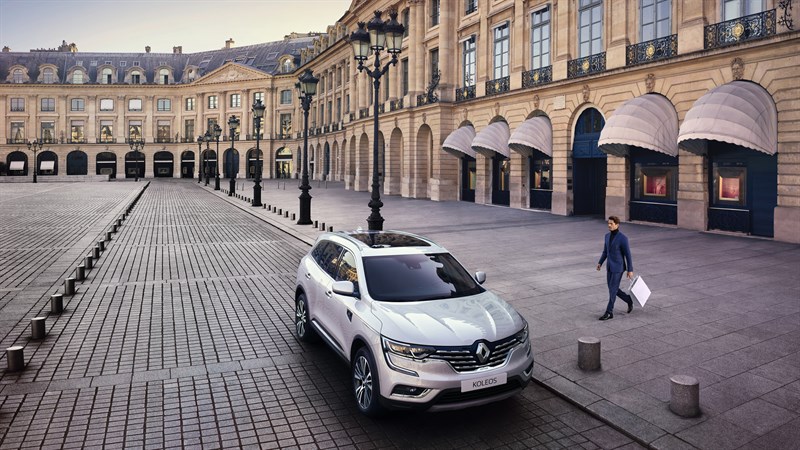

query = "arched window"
[
  {"left": 102, "top": 68, "right": 113, "bottom": 84},
  {"left": 159, "top": 68, "right": 169, "bottom": 84},
  {"left": 72, "top": 70, "right": 84, "bottom": 84},
  {"left": 42, "top": 68, "right": 55, "bottom": 84},
  {"left": 12, "top": 69, "right": 24, "bottom": 83},
  {"left": 131, "top": 70, "right": 141, "bottom": 84},
  {"left": 282, "top": 58, "right": 293, "bottom": 73}
]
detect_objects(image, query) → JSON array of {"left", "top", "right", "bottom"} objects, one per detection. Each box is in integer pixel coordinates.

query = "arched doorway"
[
  {"left": 200, "top": 149, "right": 217, "bottom": 179},
  {"left": 7, "top": 151, "right": 28, "bottom": 176},
  {"left": 572, "top": 108, "right": 606, "bottom": 215},
  {"left": 180, "top": 151, "right": 195, "bottom": 178},
  {"left": 125, "top": 151, "right": 146, "bottom": 179},
  {"left": 37, "top": 150, "right": 58, "bottom": 176},
  {"left": 96, "top": 152, "right": 117, "bottom": 178},
  {"left": 247, "top": 148, "right": 263, "bottom": 179},
  {"left": 153, "top": 151, "right": 174, "bottom": 177},
  {"left": 224, "top": 148, "right": 239, "bottom": 178},
  {"left": 275, "top": 147, "right": 292, "bottom": 179},
  {"left": 67, "top": 150, "right": 88, "bottom": 175},
  {"left": 323, "top": 142, "right": 330, "bottom": 181}
]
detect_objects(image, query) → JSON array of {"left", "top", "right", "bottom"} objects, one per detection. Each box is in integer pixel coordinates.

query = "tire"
[
  {"left": 295, "top": 293, "right": 319, "bottom": 343},
  {"left": 352, "top": 346, "right": 385, "bottom": 417}
]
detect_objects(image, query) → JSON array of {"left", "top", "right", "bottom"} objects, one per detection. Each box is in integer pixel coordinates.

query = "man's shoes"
[
  {"left": 599, "top": 312, "right": 613, "bottom": 321},
  {"left": 627, "top": 300, "right": 634, "bottom": 313}
]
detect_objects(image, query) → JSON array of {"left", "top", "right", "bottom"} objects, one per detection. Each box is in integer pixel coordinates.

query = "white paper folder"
[{"left": 629, "top": 276, "right": 651, "bottom": 307}]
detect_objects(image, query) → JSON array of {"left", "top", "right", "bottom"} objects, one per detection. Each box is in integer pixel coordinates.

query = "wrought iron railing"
[
  {"left": 704, "top": 9, "right": 776, "bottom": 49},
  {"left": 323, "top": 125, "right": 330, "bottom": 133},
  {"left": 455, "top": 85, "right": 476, "bottom": 102},
  {"left": 416, "top": 94, "right": 439, "bottom": 106},
  {"left": 567, "top": 52, "right": 606, "bottom": 79},
  {"left": 67, "top": 138, "right": 87, "bottom": 144},
  {"left": 41, "top": 137, "right": 57, "bottom": 144},
  {"left": 522, "top": 66, "right": 552, "bottom": 89},
  {"left": 277, "top": 133, "right": 292, "bottom": 140},
  {"left": 7, "top": 138, "right": 26, "bottom": 144},
  {"left": 389, "top": 99, "right": 404, "bottom": 111},
  {"left": 627, "top": 35, "right": 678, "bottom": 66},
  {"left": 349, "top": 112, "right": 356, "bottom": 121},
  {"left": 359, "top": 108, "right": 369, "bottom": 119},
  {"left": 180, "top": 137, "right": 195, "bottom": 143},
  {"left": 155, "top": 137, "right": 172, "bottom": 143},
  {"left": 378, "top": 104, "right": 385, "bottom": 114},
  {"left": 98, "top": 137, "right": 116, "bottom": 144},
  {"left": 332, "top": 123, "right": 340, "bottom": 132},
  {"left": 485, "top": 76, "right": 510, "bottom": 96}
]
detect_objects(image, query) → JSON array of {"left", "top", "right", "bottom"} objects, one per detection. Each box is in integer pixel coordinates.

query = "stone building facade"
[{"left": 1, "top": 0, "right": 798, "bottom": 243}]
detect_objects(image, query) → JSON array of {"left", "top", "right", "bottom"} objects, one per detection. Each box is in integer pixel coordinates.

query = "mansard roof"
[{"left": 0, "top": 35, "right": 317, "bottom": 84}]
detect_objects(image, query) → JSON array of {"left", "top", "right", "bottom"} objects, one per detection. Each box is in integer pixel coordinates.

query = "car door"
[
  {"left": 308, "top": 241, "right": 346, "bottom": 352},
  {"left": 327, "top": 248, "right": 362, "bottom": 356}
]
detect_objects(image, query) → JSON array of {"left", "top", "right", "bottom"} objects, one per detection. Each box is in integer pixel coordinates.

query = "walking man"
[{"left": 596, "top": 216, "right": 634, "bottom": 320}]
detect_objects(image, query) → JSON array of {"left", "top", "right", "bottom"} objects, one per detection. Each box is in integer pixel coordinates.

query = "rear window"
[{"left": 362, "top": 253, "right": 484, "bottom": 302}]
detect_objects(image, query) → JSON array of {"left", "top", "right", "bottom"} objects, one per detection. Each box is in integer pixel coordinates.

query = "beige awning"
[
  {"left": 509, "top": 116, "right": 552, "bottom": 157},
  {"left": 598, "top": 94, "right": 679, "bottom": 157},
  {"left": 472, "top": 121, "right": 510, "bottom": 158},
  {"left": 442, "top": 126, "right": 477, "bottom": 158},
  {"left": 40, "top": 161, "right": 55, "bottom": 171},
  {"left": 9, "top": 161, "right": 24, "bottom": 171},
  {"left": 678, "top": 81, "right": 777, "bottom": 156}
]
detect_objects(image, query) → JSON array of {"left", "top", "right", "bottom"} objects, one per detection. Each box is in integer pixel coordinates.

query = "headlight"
[
  {"left": 382, "top": 337, "right": 435, "bottom": 360},
  {"left": 513, "top": 323, "right": 529, "bottom": 344}
]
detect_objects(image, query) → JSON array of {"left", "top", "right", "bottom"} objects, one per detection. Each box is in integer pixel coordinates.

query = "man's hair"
[{"left": 608, "top": 216, "right": 620, "bottom": 225}]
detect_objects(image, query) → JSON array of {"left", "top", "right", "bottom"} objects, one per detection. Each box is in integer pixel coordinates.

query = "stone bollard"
[
  {"left": 106, "top": 231, "right": 112, "bottom": 241},
  {"left": 75, "top": 264, "right": 85, "bottom": 281},
  {"left": 320, "top": 222, "right": 326, "bottom": 230},
  {"left": 111, "top": 223, "right": 118, "bottom": 233},
  {"left": 291, "top": 213, "right": 296, "bottom": 221},
  {"left": 263, "top": 204, "right": 266, "bottom": 209},
  {"left": 670, "top": 375, "right": 700, "bottom": 417},
  {"left": 31, "top": 317, "right": 46, "bottom": 340},
  {"left": 314, "top": 220, "right": 318, "bottom": 228},
  {"left": 278, "top": 208, "right": 282, "bottom": 215},
  {"left": 6, "top": 346, "right": 24, "bottom": 372},
  {"left": 92, "top": 246, "right": 100, "bottom": 259},
  {"left": 85, "top": 255, "right": 93, "bottom": 270},
  {"left": 578, "top": 337, "right": 601, "bottom": 371},
  {"left": 97, "top": 240, "right": 105, "bottom": 251},
  {"left": 116, "top": 218, "right": 122, "bottom": 228},
  {"left": 284, "top": 211, "right": 289, "bottom": 218},
  {"left": 64, "top": 277, "right": 76, "bottom": 296},
  {"left": 51, "top": 294, "right": 64, "bottom": 314},
  {"left": 328, "top": 226, "right": 333, "bottom": 232}
]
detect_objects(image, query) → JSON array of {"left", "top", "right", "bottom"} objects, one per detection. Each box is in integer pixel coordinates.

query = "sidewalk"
[{"left": 210, "top": 178, "right": 800, "bottom": 450}]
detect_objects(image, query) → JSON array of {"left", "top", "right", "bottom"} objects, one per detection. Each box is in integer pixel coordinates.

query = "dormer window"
[
  {"left": 72, "top": 70, "right": 85, "bottom": 84},
  {"left": 12, "top": 69, "right": 24, "bottom": 83},
  {"left": 131, "top": 70, "right": 141, "bottom": 84},
  {"left": 159, "top": 68, "right": 169, "bottom": 84},
  {"left": 102, "top": 68, "right": 113, "bottom": 84},
  {"left": 42, "top": 68, "right": 56, "bottom": 83},
  {"left": 281, "top": 58, "right": 294, "bottom": 73}
]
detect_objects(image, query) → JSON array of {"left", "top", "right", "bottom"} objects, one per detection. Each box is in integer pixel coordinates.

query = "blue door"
[
  {"left": 572, "top": 109, "right": 606, "bottom": 215},
  {"left": 461, "top": 156, "right": 476, "bottom": 202}
]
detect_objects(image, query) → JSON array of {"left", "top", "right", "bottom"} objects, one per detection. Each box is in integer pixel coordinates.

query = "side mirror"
[
  {"left": 332, "top": 280, "right": 356, "bottom": 296},
  {"left": 475, "top": 271, "right": 486, "bottom": 285}
]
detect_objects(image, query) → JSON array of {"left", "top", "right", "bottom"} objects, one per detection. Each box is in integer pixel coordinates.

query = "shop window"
[
  {"left": 634, "top": 164, "right": 677, "bottom": 201},
  {"left": 532, "top": 159, "right": 552, "bottom": 190},
  {"left": 713, "top": 163, "right": 746, "bottom": 206}
]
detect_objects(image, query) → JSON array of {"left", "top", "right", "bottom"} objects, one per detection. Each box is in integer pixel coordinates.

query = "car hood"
[{"left": 371, "top": 290, "right": 525, "bottom": 346}]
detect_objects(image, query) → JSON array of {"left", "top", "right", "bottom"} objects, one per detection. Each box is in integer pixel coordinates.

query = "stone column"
[
  {"left": 438, "top": 0, "right": 455, "bottom": 102},
  {"left": 510, "top": 0, "right": 526, "bottom": 90}
]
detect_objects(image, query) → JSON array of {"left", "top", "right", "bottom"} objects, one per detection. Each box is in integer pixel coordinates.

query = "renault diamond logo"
[{"left": 475, "top": 342, "right": 491, "bottom": 364}]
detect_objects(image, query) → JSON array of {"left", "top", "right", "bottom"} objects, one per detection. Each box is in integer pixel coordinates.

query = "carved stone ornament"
[
  {"left": 422, "top": 112, "right": 427, "bottom": 124},
  {"left": 645, "top": 73, "right": 656, "bottom": 93},
  {"left": 461, "top": 108, "right": 468, "bottom": 123},
  {"left": 494, "top": 102, "right": 500, "bottom": 117},
  {"left": 582, "top": 84, "right": 590, "bottom": 102},
  {"left": 731, "top": 57, "right": 745, "bottom": 81},
  {"left": 394, "top": 117, "right": 398, "bottom": 128},
  {"left": 533, "top": 94, "right": 540, "bottom": 109}
]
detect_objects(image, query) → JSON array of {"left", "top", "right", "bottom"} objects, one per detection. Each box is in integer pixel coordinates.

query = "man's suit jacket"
[{"left": 598, "top": 231, "right": 633, "bottom": 273}]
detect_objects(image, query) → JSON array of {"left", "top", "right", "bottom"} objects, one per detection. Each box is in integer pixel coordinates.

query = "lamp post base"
[
  {"left": 214, "top": 175, "right": 220, "bottom": 190},
  {"left": 252, "top": 180, "right": 262, "bottom": 207},
  {"left": 298, "top": 187, "right": 313, "bottom": 225},
  {"left": 229, "top": 178, "right": 235, "bottom": 196},
  {"left": 367, "top": 198, "right": 384, "bottom": 231}
]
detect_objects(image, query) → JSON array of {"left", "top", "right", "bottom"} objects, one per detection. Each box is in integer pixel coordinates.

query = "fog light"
[{"left": 391, "top": 385, "right": 428, "bottom": 397}]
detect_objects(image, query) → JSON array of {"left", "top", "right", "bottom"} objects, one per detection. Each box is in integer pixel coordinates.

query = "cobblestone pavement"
[
  {"left": 0, "top": 180, "right": 634, "bottom": 449},
  {"left": 215, "top": 178, "right": 800, "bottom": 450}
]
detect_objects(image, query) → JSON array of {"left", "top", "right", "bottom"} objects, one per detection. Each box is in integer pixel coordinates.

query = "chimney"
[
  {"left": 2, "top": 46, "right": 9, "bottom": 53},
  {"left": 225, "top": 38, "right": 234, "bottom": 49},
  {"left": 173, "top": 46, "right": 182, "bottom": 54},
  {"left": 145, "top": 45, "right": 151, "bottom": 53}
]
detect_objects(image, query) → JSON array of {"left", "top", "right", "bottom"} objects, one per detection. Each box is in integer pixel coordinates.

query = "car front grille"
[{"left": 429, "top": 335, "right": 521, "bottom": 373}]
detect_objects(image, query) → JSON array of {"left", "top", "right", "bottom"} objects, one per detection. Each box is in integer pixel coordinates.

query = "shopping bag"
[{"left": 629, "top": 276, "right": 651, "bottom": 307}]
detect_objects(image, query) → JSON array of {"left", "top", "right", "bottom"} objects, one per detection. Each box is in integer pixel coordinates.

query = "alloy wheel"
[{"left": 353, "top": 355, "right": 373, "bottom": 410}]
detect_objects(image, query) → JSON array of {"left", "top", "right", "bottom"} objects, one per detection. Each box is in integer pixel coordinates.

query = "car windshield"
[{"left": 362, "top": 253, "right": 485, "bottom": 302}]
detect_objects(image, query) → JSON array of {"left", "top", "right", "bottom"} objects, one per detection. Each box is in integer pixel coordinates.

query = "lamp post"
[
  {"left": 251, "top": 99, "right": 266, "bottom": 207},
  {"left": 297, "top": 69, "right": 319, "bottom": 225},
  {"left": 26, "top": 139, "right": 43, "bottom": 183},
  {"left": 202, "top": 131, "right": 211, "bottom": 185},
  {"left": 228, "top": 115, "right": 240, "bottom": 196},
  {"left": 212, "top": 124, "right": 222, "bottom": 190},
  {"left": 129, "top": 138, "right": 145, "bottom": 182},
  {"left": 349, "top": 10, "right": 404, "bottom": 231},
  {"left": 197, "top": 137, "right": 203, "bottom": 183}
]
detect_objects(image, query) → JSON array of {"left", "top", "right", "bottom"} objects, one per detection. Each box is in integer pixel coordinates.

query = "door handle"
[
  {"left": 305, "top": 273, "right": 311, "bottom": 279},
  {"left": 325, "top": 290, "right": 332, "bottom": 298}
]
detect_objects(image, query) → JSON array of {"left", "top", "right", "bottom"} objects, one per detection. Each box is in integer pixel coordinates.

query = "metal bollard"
[
  {"left": 116, "top": 218, "right": 122, "bottom": 227},
  {"left": 263, "top": 204, "right": 266, "bottom": 209},
  {"left": 670, "top": 375, "right": 700, "bottom": 417},
  {"left": 31, "top": 317, "right": 46, "bottom": 340},
  {"left": 64, "top": 277, "right": 75, "bottom": 296},
  {"left": 112, "top": 223, "right": 118, "bottom": 233},
  {"left": 320, "top": 222, "right": 326, "bottom": 230},
  {"left": 328, "top": 226, "right": 333, "bottom": 232},
  {"left": 284, "top": 211, "right": 289, "bottom": 218},
  {"left": 314, "top": 220, "right": 318, "bottom": 228},
  {"left": 6, "top": 346, "right": 24, "bottom": 372},
  {"left": 85, "top": 255, "right": 93, "bottom": 270},
  {"left": 51, "top": 294, "right": 64, "bottom": 314},
  {"left": 291, "top": 213, "right": 296, "bottom": 221},
  {"left": 578, "top": 337, "right": 601, "bottom": 371},
  {"left": 278, "top": 208, "right": 282, "bottom": 215},
  {"left": 92, "top": 246, "right": 100, "bottom": 259},
  {"left": 75, "top": 264, "right": 85, "bottom": 281},
  {"left": 97, "top": 240, "right": 105, "bottom": 251},
  {"left": 106, "top": 231, "right": 112, "bottom": 241}
]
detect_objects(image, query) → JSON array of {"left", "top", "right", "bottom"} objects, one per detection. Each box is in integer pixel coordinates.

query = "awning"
[
  {"left": 442, "top": 126, "right": 476, "bottom": 158},
  {"left": 472, "top": 121, "right": 510, "bottom": 158},
  {"left": 598, "top": 94, "right": 679, "bottom": 157},
  {"left": 678, "top": 81, "right": 777, "bottom": 156},
  {"left": 9, "top": 161, "right": 24, "bottom": 171},
  {"left": 508, "top": 116, "right": 552, "bottom": 157},
  {"left": 40, "top": 161, "right": 54, "bottom": 171}
]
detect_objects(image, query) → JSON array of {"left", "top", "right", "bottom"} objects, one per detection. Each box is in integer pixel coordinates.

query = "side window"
[
  {"left": 336, "top": 250, "right": 359, "bottom": 289},
  {"left": 311, "top": 241, "right": 332, "bottom": 268},
  {"left": 311, "top": 241, "right": 344, "bottom": 278}
]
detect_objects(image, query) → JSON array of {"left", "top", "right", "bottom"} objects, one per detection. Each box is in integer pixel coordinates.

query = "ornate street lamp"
[
  {"left": 197, "top": 136, "right": 203, "bottom": 183},
  {"left": 251, "top": 99, "right": 266, "bottom": 207},
  {"left": 202, "top": 131, "right": 212, "bottom": 185},
  {"left": 129, "top": 138, "right": 145, "bottom": 182},
  {"left": 228, "top": 115, "right": 240, "bottom": 197},
  {"left": 212, "top": 123, "right": 222, "bottom": 190},
  {"left": 26, "top": 139, "right": 43, "bottom": 183},
  {"left": 297, "top": 69, "right": 319, "bottom": 225},
  {"left": 349, "top": 10, "right": 404, "bottom": 230}
]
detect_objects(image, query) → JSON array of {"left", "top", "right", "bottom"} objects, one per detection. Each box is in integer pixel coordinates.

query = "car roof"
[{"left": 319, "top": 230, "right": 447, "bottom": 256}]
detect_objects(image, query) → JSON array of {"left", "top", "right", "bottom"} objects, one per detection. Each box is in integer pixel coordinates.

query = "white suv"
[{"left": 294, "top": 230, "right": 534, "bottom": 415}]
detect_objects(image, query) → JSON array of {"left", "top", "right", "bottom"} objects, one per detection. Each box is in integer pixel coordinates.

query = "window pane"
[
  {"left": 724, "top": 0, "right": 740, "bottom": 20},
  {"left": 643, "top": 5, "right": 654, "bottom": 24},
  {"left": 746, "top": 0, "right": 763, "bottom": 15}
]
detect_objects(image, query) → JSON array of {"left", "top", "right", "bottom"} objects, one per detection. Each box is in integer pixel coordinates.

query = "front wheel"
[
  {"left": 352, "top": 346, "right": 385, "bottom": 417},
  {"left": 295, "top": 293, "right": 319, "bottom": 343}
]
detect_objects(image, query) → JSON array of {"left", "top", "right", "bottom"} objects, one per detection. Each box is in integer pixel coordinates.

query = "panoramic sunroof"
[{"left": 348, "top": 232, "right": 431, "bottom": 248}]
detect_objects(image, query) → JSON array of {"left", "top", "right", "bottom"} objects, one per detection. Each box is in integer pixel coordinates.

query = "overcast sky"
[{"left": 0, "top": 0, "right": 352, "bottom": 53}]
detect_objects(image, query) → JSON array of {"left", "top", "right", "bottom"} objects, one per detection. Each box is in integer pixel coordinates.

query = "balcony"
[
  {"left": 323, "top": 125, "right": 330, "bottom": 134},
  {"left": 180, "top": 137, "right": 196, "bottom": 143},
  {"left": 332, "top": 123, "right": 340, "bottom": 132},
  {"left": 7, "top": 138, "right": 27, "bottom": 144},
  {"left": 41, "top": 137, "right": 57, "bottom": 144},
  {"left": 67, "top": 138, "right": 87, "bottom": 144},
  {"left": 389, "top": 99, "right": 404, "bottom": 111},
  {"left": 348, "top": 112, "right": 356, "bottom": 121},
  {"left": 98, "top": 137, "right": 117, "bottom": 144},
  {"left": 455, "top": 85, "right": 476, "bottom": 102},
  {"left": 417, "top": 94, "right": 439, "bottom": 106},
  {"left": 627, "top": 35, "right": 678, "bottom": 66},
  {"left": 378, "top": 104, "right": 385, "bottom": 114},
  {"left": 359, "top": 108, "right": 369, "bottom": 119},
  {"left": 522, "top": 66, "right": 553, "bottom": 89},
  {"left": 567, "top": 52, "right": 606, "bottom": 79},
  {"left": 704, "top": 9, "right": 776, "bottom": 50},
  {"left": 277, "top": 133, "right": 292, "bottom": 140},
  {"left": 485, "top": 76, "right": 510, "bottom": 96},
  {"left": 155, "top": 137, "right": 172, "bottom": 143}
]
